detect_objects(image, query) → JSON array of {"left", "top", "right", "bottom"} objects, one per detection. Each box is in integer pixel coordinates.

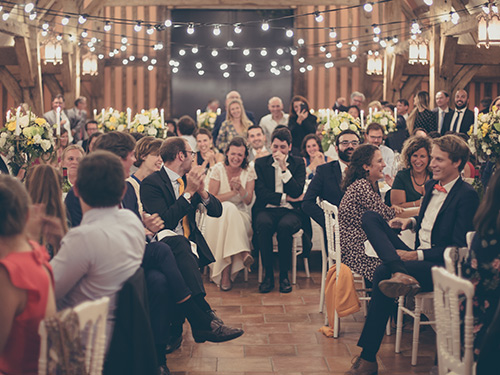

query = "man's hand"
[
  {"left": 389, "top": 217, "right": 412, "bottom": 230},
  {"left": 286, "top": 193, "right": 304, "bottom": 202},
  {"left": 273, "top": 151, "right": 287, "bottom": 172},
  {"left": 185, "top": 166, "right": 204, "bottom": 195},
  {"left": 396, "top": 250, "right": 418, "bottom": 261},
  {"left": 142, "top": 213, "right": 164, "bottom": 234},
  {"left": 391, "top": 205, "right": 405, "bottom": 215}
]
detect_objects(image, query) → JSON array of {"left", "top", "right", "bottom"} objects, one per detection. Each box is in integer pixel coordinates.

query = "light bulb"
[
  {"left": 223, "top": 72, "right": 230, "bottom": 78},
  {"left": 260, "top": 48, "right": 267, "bottom": 56},
  {"left": 299, "top": 67, "right": 306, "bottom": 73},
  {"left": 25, "top": 3, "right": 34, "bottom": 13},
  {"left": 364, "top": 2, "right": 373, "bottom": 12},
  {"left": 227, "top": 40, "right": 234, "bottom": 47},
  {"left": 98, "top": 54, "right": 104, "bottom": 59},
  {"left": 148, "top": 65, "right": 154, "bottom": 71},
  {"left": 373, "top": 25, "right": 381, "bottom": 34},
  {"left": 286, "top": 29, "right": 294, "bottom": 38},
  {"left": 29, "top": 12, "right": 36, "bottom": 21},
  {"left": 187, "top": 23, "right": 194, "bottom": 34},
  {"left": 122, "top": 59, "right": 128, "bottom": 65},
  {"left": 220, "top": 63, "right": 228, "bottom": 70},
  {"left": 213, "top": 25, "right": 221, "bottom": 36},
  {"left": 191, "top": 46, "right": 198, "bottom": 54},
  {"left": 298, "top": 38, "right": 305, "bottom": 46},
  {"left": 134, "top": 22, "right": 142, "bottom": 32},
  {"left": 195, "top": 62, "right": 202, "bottom": 69},
  {"left": 147, "top": 27, "right": 154, "bottom": 35},
  {"left": 198, "top": 70, "right": 204, "bottom": 75},
  {"left": 129, "top": 56, "right": 135, "bottom": 61},
  {"left": 42, "top": 22, "right": 49, "bottom": 30},
  {"left": 423, "top": 0, "right": 433, "bottom": 5},
  {"left": 320, "top": 45, "right": 326, "bottom": 52},
  {"left": 336, "top": 42, "right": 343, "bottom": 48},
  {"left": 121, "top": 36, "right": 128, "bottom": 44},
  {"left": 78, "top": 15, "right": 87, "bottom": 24},
  {"left": 314, "top": 12, "right": 324, "bottom": 23},
  {"left": 271, "top": 60, "right": 277, "bottom": 67},
  {"left": 211, "top": 49, "right": 218, "bottom": 57},
  {"left": 277, "top": 48, "right": 284, "bottom": 55},
  {"left": 81, "top": 30, "right": 88, "bottom": 38},
  {"left": 261, "top": 21, "right": 269, "bottom": 31},
  {"left": 142, "top": 56, "right": 148, "bottom": 62},
  {"left": 329, "top": 28, "right": 337, "bottom": 38},
  {"left": 298, "top": 57, "right": 305, "bottom": 63},
  {"left": 234, "top": 24, "right": 242, "bottom": 34},
  {"left": 179, "top": 49, "right": 186, "bottom": 56},
  {"left": 104, "top": 22, "right": 111, "bottom": 32},
  {"left": 164, "top": 19, "right": 172, "bottom": 27},
  {"left": 120, "top": 45, "right": 127, "bottom": 51},
  {"left": 61, "top": 16, "right": 69, "bottom": 25},
  {"left": 151, "top": 59, "right": 157, "bottom": 65},
  {"left": 249, "top": 71, "right": 255, "bottom": 77},
  {"left": 243, "top": 49, "right": 250, "bottom": 56}
]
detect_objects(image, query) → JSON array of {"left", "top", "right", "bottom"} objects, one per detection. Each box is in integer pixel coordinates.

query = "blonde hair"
[
  {"left": 61, "top": 144, "right": 85, "bottom": 163},
  {"left": 407, "top": 91, "right": 430, "bottom": 134},
  {"left": 225, "top": 99, "right": 253, "bottom": 130}
]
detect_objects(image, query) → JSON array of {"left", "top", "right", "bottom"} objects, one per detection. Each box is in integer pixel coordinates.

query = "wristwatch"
[{"left": 183, "top": 192, "right": 192, "bottom": 202}]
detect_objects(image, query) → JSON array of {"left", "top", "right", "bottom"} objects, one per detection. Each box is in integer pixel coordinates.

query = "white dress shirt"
[
  {"left": 379, "top": 144, "right": 395, "bottom": 178},
  {"left": 164, "top": 165, "right": 186, "bottom": 236},
  {"left": 415, "top": 176, "right": 459, "bottom": 260},
  {"left": 51, "top": 206, "right": 145, "bottom": 349},
  {"left": 259, "top": 112, "right": 289, "bottom": 147},
  {"left": 266, "top": 156, "right": 293, "bottom": 209},
  {"left": 450, "top": 109, "right": 465, "bottom": 133}
]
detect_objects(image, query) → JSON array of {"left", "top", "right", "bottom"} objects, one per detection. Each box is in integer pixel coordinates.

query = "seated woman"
[
  {"left": 54, "top": 128, "right": 69, "bottom": 167},
  {"left": 0, "top": 175, "right": 56, "bottom": 374},
  {"left": 288, "top": 95, "right": 317, "bottom": 156},
  {"left": 216, "top": 99, "right": 253, "bottom": 153},
  {"left": 301, "top": 134, "right": 333, "bottom": 180},
  {"left": 195, "top": 128, "right": 224, "bottom": 170},
  {"left": 391, "top": 136, "right": 432, "bottom": 209},
  {"left": 347, "top": 105, "right": 361, "bottom": 119},
  {"left": 127, "top": 136, "right": 163, "bottom": 217},
  {"left": 205, "top": 137, "right": 255, "bottom": 291},
  {"left": 26, "top": 165, "right": 69, "bottom": 257},
  {"left": 338, "top": 144, "right": 404, "bottom": 281},
  {"left": 61, "top": 144, "right": 85, "bottom": 187},
  {"left": 462, "top": 169, "right": 500, "bottom": 363}
]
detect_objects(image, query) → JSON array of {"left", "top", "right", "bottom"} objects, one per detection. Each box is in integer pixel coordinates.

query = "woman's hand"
[
  {"left": 142, "top": 213, "right": 164, "bottom": 234},
  {"left": 391, "top": 205, "right": 405, "bottom": 215},
  {"left": 296, "top": 109, "right": 308, "bottom": 125}
]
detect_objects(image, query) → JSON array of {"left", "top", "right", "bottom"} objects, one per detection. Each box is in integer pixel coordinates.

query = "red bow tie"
[{"left": 434, "top": 184, "right": 447, "bottom": 193}]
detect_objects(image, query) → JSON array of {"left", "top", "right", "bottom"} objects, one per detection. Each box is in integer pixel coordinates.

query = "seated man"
[
  {"left": 302, "top": 129, "right": 360, "bottom": 228},
  {"left": 247, "top": 125, "right": 271, "bottom": 162},
  {"left": 345, "top": 134, "right": 479, "bottom": 375},
  {"left": 51, "top": 151, "right": 145, "bottom": 349},
  {"left": 253, "top": 127, "right": 306, "bottom": 294}
]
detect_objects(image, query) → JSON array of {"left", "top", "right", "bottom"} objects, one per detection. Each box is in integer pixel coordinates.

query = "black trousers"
[
  {"left": 254, "top": 208, "right": 302, "bottom": 278},
  {"left": 357, "top": 211, "right": 436, "bottom": 358}
]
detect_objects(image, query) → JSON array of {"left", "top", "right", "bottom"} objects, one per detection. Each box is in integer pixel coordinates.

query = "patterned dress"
[
  {"left": 414, "top": 109, "right": 437, "bottom": 133},
  {"left": 339, "top": 178, "right": 395, "bottom": 281},
  {"left": 216, "top": 121, "right": 248, "bottom": 153}
]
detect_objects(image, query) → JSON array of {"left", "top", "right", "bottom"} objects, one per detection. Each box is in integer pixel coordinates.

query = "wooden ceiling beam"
[
  {"left": 455, "top": 45, "right": 500, "bottom": 65},
  {"left": 0, "top": 67, "right": 22, "bottom": 103},
  {"left": 0, "top": 47, "right": 19, "bottom": 65},
  {"left": 102, "top": 0, "right": 352, "bottom": 8},
  {"left": 14, "top": 37, "right": 35, "bottom": 87}
]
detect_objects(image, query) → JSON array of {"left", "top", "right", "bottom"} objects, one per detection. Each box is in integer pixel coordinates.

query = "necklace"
[{"left": 411, "top": 170, "right": 428, "bottom": 187}]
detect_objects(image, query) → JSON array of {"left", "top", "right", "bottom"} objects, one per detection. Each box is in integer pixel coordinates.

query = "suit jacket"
[
  {"left": 302, "top": 161, "right": 343, "bottom": 228},
  {"left": 413, "top": 177, "right": 479, "bottom": 262},
  {"left": 445, "top": 108, "right": 474, "bottom": 134},
  {"left": 432, "top": 107, "right": 453, "bottom": 135},
  {"left": 253, "top": 153, "right": 306, "bottom": 213},
  {"left": 66, "top": 107, "right": 87, "bottom": 138},
  {"left": 44, "top": 109, "right": 70, "bottom": 126},
  {"left": 386, "top": 116, "right": 409, "bottom": 153},
  {"left": 140, "top": 167, "right": 222, "bottom": 267},
  {"left": 248, "top": 146, "right": 271, "bottom": 162}
]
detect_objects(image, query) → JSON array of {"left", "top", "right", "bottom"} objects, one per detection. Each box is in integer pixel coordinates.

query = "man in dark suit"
[
  {"left": 212, "top": 90, "right": 255, "bottom": 141},
  {"left": 445, "top": 89, "right": 475, "bottom": 135},
  {"left": 253, "top": 127, "right": 306, "bottom": 293},
  {"left": 66, "top": 96, "right": 87, "bottom": 142},
  {"left": 302, "top": 129, "right": 360, "bottom": 228},
  {"left": 345, "top": 134, "right": 479, "bottom": 375},
  {"left": 386, "top": 99, "right": 410, "bottom": 153},
  {"left": 433, "top": 90, "right": 453, "bottom": 135}
]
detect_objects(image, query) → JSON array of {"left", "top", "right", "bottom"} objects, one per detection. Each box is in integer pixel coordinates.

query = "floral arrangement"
[
  {"left": 0, "top": 110, "right": 55, "bottom": 175},
  {"left": 96, "top": 108, "right": 127, "bottom": 133},
  {"left": 129, "top": 109, "right": 164, "bottom": 138},
  {"left": 316, "top": 109, "right": 361, "bottom": 150},
  {"left": 197, "top": 111, "right": 217, "bottom": 130},
  {"left": 468, "top": 106, "right": 500, "bottom": 163},
  {"left": 367, "top": 110, "right": 397, "bottom": 134}
]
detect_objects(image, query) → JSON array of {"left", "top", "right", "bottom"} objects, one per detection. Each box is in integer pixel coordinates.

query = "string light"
[
  {"left": 98, "top": 54, "right": 104, "bottom": 59},
  {"left": 29, "top": 12, "right": 36, "bottom": 21},
  {"left": 314, "top": 11, "right": 324, "bottom": 23},
  {"left": 298, "top": 57, "right": 305, "bottom": 63},
  {"left": 198, "top": 70, "right": 204, "bottom": 75},
  {"left": 147, "top": 27, "right": 154, "bottom": 35},
  {"left": 277, "top": 48, "right": 284, "bottom": 55},
  {"left": 260, "top": 48, "right": 267, "bottom": 56},
  {"left": 195, "top": 62, "right": 202, "bottom": 69},
  {"left": 179, "top": 49, "right": 186, "bottom": 56},
  {"left": 450, "top": 12, "right": 459, "bottom": 24},
  {"left": 104, "top": 22, "right": 112, "bottom": 32},
  {"left": 306, "top": 64, "right": 313, "bottom": 71},
  {"left": 213, "top": 25, "right": 221, "bottom": 36},
  {"left": 129, "top": 56, "right": 135, "bottom": 61},
  {"left": 299, "top": 67, "right": 306, "bottom": 73},
  {"left": 336, "top": 41, "right": 343, "bottom": 48},
  {"left": 151, "top": 59, "right": 157, "bottom": 64},
  {"left": 227, "top": 40, "right": 234, "bottom": 47},
  {"left": 134, "top": 22, "right": 142, "bottom": 32},
  {"left": 148, "top": 65, "right": 154, "bottom": 71},
  {"left": 142, "top": 56, "right": 148, "bottom": 62},
  {"left": 121, "top": 36, "right": 128, "bottom": 44},
  {"left": 364, "top": 2, "right": 373, "bottom": 12},
  {"left": 41, "top": 30, "right": 48, "bottom": 36},
  {"left": 286, "top": 29, "right": 294, "bottom": 38},
  {"left": 164, "top": 19, "right": 172, "bottom": 27},
  {"left": 223, "top": 72, "right": 230, "bottom": 78},
  {"left": 211, "top": 49, "right": 218, "bottom": 57},
  {"left": 245, "top": 63, "right": 252, "bottom": 72},
  {"left": 25, "top": 3, "right": 34, "bottom": 13},
  {"left": 243, "top": 49, "right": 250, "bottom": 56},
  {"left": 172, "top": 67, "right": 179, "bottom": 73},
  {"left": 261, "top": 21, "right": 270, "bottom": 31},
  {"left": 191, "top": 46, "right": 198, "bottom": 53},
  {"left": 78, "top": 14, "right": 87, "bottom": 24},
  {"left": 325, "top": 52, "right": 332, "bottom": 58},
  {"left": 373, "top": 35, "right": 380, "bottom": 42},
  {"left": 329, "top": 28, "right": 337, "bottom": 38},
  {"left": 81, "top": 30, "right": 88, "bottom": 38},
  {"left": 42, "top": 22, "right": 49, "bottom": 30},
  {"left": 249, "top": 71, "right": 255, "bottom": 77},
  {"left": 120, "top": 45, "right": 127, "bottom": 51},
  {"left": 61, "top": 16, "right": 69, "bottom": 26},
  {"left": 298, "top": 38, "right": 305, "bottom": 46},
  {"left": 290, "top": 49, "right": 297, "bottom": 56},
  {"left": 234, "top": 24, "right": 242, "bottom": 34},
  {"left": 1, "top": 12, "right": 9, "bottom": 21},
  {"left": 187, "top": 23, "right": 195, "bottom": 34},
  {"left": 320, "top": 45, "right": 326, "bottom": 52},
  {"left": 373, "top": 24, "right": 381, "bottom": 34},
  {"left": 122, "top": 59, "right": 128, "bottom": 65},
  {"left": 153, "top": 42, "right": 164, "bottom": 50},
  {"left": 423, "top": 0, "right": 433, "bottom": 5},
  {"left": 271, "top": 60, "right": 277, "bottom": 66},
  {"left": 220, "top": 63, "right": 228, "bottom": 70}
]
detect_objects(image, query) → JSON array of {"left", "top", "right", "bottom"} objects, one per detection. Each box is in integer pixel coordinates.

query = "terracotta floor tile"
[
  {"left": 261, "top": 295, "right": 305, "bottom": 305},
  {"left": 167, "top": 357, "right": 217, "bottom": 372},
  {"left": 243, "top": 322, "right": 290, "bottom": 334},
  {"left": 217, "top": 357, "right": 273, "bottom": 372},
  {"left": 265, "top": 313, "right": 310, "bottom": 323},
  {"left": 244, "top": 344, "right": 296, "bottom": 357},
  {"left": 241, "top": 305, "right": 285, "bottom": 314},
  {"left": 272, "top": 356, "right": 330, "bottom": 372},
  {"left": 223, "top": 313, "right": 265, "bottom": 324},
  {"left": 296, "top": 343, "right": 350, "bottom": 357},
  {"left": 191, "top": 343, "right": 244, "bottom": 358},
  {"left": 268, "top": 332, "right": 317, "bottom": 345}
]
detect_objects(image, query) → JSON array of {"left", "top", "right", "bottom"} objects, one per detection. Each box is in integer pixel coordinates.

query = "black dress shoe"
[
  {"left": 207, "top": 309, "right": 224, "bottom": 325},
  {"left": 164, "top": 334, "right": 182, "bottom": 354},
  {"left": 279, "top": 278, "right": 292, "bottom": 293},
  {"left": 259, "top": 277, "right": 274, "bottom": 293},
  {"left": 378, "top": 272, "right": 421, "bottom": 298},
  {"left": 158, "top": 364, "right": 171, "bottom": 375},
  {"left": 192, "top": 321, "right": 244, "bottom": 343}
]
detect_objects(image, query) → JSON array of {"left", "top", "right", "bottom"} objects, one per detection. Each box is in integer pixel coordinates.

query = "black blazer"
[
  {"left": 413, "top": 177, "right": 479, "bottom": 262},
  {"left": 253, "top": 154, "right": 306, "bottom": 213},
  {"left": 445, "top": 108, "right": 474, "bottom": 134},
  {"left": 432, "top": 108, "right": 454, "bottom": 135},
  {"left": 140, "top": 167, "right": 222, "bottom": 267},
  {"left": 302, "top": 161, "right": 343, "bottom": 228}
]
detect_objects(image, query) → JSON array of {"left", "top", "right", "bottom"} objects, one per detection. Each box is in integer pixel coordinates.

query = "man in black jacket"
[{"left": 253, "top": 127, "right": 306, "bottom": 293}]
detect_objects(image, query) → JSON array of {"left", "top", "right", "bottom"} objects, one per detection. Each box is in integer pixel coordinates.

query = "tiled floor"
[{"left": 168, "top": 255, "right": 435, "bottom": 374}]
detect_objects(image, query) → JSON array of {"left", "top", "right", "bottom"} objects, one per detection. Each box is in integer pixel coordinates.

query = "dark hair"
[
  {"left": 86, "top": 132, "right": 102, "bottom": 153},
  {"left": 224, "top": 137, "right": 249, "bottom": 169},
  {"left": 474, "top": 170, "right": 500, "bottom": 237},
  {"left": 76, "top": 151, "right": 125, "bottom": 207},
  {"left": 271, "top": 126, "right": 292, "bottom": 145},
  {"left": 401, "top": 136, "right": 432, "bottom": 171},
  {"left": 166, "top": 118, "right": 177, "bottom": 135},
  {"left": 432, "top": 134, "right": 470, "bottom": 172},
  {"left": 194, "top": 127, "right": 213, "bottom": 140},
  {"left": 397, "top": 98, "right": 409, "bottom": 106},
  {"left": 54, "top": 93, "right": 65, "bottom": 102},
  {"left": 335, "top": 129, "right": 361, "bottom": 147},
  {"left": 300, "top": 134, "right": 323, "bottom": 157},
  {"left": 411, "top": 127, "right": 428, "bottom": 137},
  {"left": 290, "top": 95, "right": 310, "bottom": 117},
  {"left": 130, "top": 132, "right": 145, "bottom": 142},
  {"left": 346, "top": 105, "right": 360, "bottom": 118},
  {"left": 93, "top": 131, "right": 136, "bottom": 160},
  {"left": 160, "top": 137, "right": 186, "bottom": 162},
  {"left": 366, "top": 122, "right": 385, "bottom": 135},
  {"left": 427, "top": 131, "right": 441, "bottom": 139},
  {"left": 134, "top": 136, "right": 163, "bottom": 168},
  {"left": 74, "top": 96, "right": 86, "bottom": 107},
  {"left": 177, "top": 115, "right": 196, "bottom": 136},
  {"left": 0, "top": 175, "right": 31, "bottom": 236},
  {"left": 341, "top": 144, "right": 379, "bottom": 191},
  {"left": 480, "top": 97, "right": 492, "bottom": 108},
  {"left": 85, "top": 120, "right": 98, "bottom": 132},
  {"left": 247, "top": 125, "right": 264, "bottom": 134}
]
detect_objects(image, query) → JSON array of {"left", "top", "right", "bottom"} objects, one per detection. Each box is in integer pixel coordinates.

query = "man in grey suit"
[
  {"left": 433, "top": 90, "right": 453, "bottom": 135},
  {"left": 66, "top": 96, "right": 88, "bottom": 142},
  {"left": 44, "top": 94, "right": 72, "bottom": 142}
]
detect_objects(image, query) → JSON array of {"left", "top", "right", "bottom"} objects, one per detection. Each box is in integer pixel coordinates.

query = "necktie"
[
  {"left": 434, "top": 184, "right": 447, "bottom": 193},
  {"left": 177, "top": 178, "right": 191, "bottom": 238},
  {"left": 451, "top": 110, "right": 462, "bottom": 132},
  {"left": 439, "top": 111, "right": 445, "bottom": 133}
]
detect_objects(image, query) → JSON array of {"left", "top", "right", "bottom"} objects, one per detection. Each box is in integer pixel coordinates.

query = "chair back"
[
  {"left": 318, "top": 199, "right": 340, "bottom": 271},
  {"left": 196, "top": 203, "right": 208, "bottom": 235},
  {"left": 432, "top": 266, "right": 475, "bottom": 375},
  {"left": 38, "top": 297, "right": 109, "bottom": 375},
  {"left": 443, "top": 247, "right": 470, "bottom": 277}
]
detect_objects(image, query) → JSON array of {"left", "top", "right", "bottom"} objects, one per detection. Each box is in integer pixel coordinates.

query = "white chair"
[
  {"left": 39, "top": 296, "right": 109, "bottom": 375},
  {"left": 432, "top": 266, "right": 475, "bottom": 375},
  {"left": 257, "top": 229, "right": 306, "bottom": 285},
  {"left": 444, "top": 246, "right": 470, "bottom": 277},
  {"left": 318, "top": 200, "right": 388, "bottom": 338}
]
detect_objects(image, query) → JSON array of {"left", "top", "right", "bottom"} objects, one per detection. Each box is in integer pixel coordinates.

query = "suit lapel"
[
  {"left": 332, "top": 161, "right": 342, "bottom": 184},
  {"left": 159, "top": 167, "right": 176, "bottom": 201},
  {"left": 436, "top": 177, "right": 462, "bottom": 219}
]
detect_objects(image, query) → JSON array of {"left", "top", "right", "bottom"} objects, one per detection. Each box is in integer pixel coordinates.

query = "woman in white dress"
[{"left": 206, "top": 137, "right": 256, "bottom": 290}]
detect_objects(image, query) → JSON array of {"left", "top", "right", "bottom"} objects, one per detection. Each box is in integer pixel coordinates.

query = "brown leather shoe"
[
  {"left": 345, "top": 356, "right": 378, "bottom": 375},
  {"left": 378, "top": 272, "right": 421, "bottom": 298}
]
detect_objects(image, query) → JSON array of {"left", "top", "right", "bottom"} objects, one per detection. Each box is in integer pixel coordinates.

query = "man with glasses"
[
  {"left": 302, "top": 129, "right": 360, "bottom": 228},
  {"left": 350, "top": 91, "right": 366, "bottom": 109},
  {"left": 366, "top": 122, "right": 395, "bottom": 185}
]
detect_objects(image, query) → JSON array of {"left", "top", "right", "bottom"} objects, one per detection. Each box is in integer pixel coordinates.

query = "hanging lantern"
[
  {"left": 44, "top": 40, "right": 63, "bottom": 65},
  {"left": 366, "top": 51, "right": 382, "bottom": 75},
  {"left": 478, "top": 3, "right": 500, "bottom": 48},
  {"left": 408, "top": 40, "right": 428, "bottom": 65},
  {"left": 82, "top": 52, "right": 98, "bottom": 75}
]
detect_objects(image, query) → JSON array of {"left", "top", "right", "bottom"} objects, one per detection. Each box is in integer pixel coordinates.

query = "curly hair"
[
  {"left": 400, "top": 136, "right": 432, "bottom": 171},
  {"left": 341, "top": 144, "right": 378, "bottom": 191},
  {"left": 300, "top": 134, "right": 323, "bottom": 157}
]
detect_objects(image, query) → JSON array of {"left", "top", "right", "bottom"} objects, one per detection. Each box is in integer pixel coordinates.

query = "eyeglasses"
[
  {"left": 183, "top": 150, "right": 197, "bottom": 157},
  {"left": 339, "top": 140, "right": 360, "bottom": 146}
]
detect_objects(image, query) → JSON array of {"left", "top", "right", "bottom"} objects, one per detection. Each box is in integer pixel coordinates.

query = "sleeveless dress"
[
  {"left": 204, "top": 162, "right": 256, "bottom": 285},
  {"left": 0, "top": 242, "right": 53, "bottom": 375}
]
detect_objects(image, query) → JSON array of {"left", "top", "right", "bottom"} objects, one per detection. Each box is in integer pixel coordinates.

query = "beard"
[
  {"left": 455, "top": 102, "right": 467, "bottom": 110},
  {"left": 338, "top": 147, "right": 354, "bottom": 162}
]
